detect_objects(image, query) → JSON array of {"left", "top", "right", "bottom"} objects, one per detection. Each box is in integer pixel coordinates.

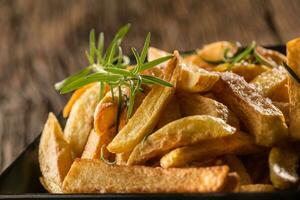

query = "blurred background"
[{"left": 0, "top": 0, "right": 300, "bottom": 172}]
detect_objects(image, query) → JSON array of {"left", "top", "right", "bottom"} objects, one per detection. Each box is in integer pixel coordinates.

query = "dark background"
[{"left": 0, "top": 0, "right": 300, "bottom": 172}]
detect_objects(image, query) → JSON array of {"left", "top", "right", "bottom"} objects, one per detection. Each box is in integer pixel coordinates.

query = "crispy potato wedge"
[
  {"left": 128, "top": 115, "right": 236, "bottom": 166},
  {"left": 107, "top": 52, "right": 180, "bottom": 154},
  {"left": 251, "top": 66, "right": 288, "bottom": 102},
  {"left": 40, "top": 177, "right": 63, "bottom": 193},
  {"left": 160, "top": 132, "right": 261, "bottom": 168},
  {"left": 273, "top": 101, "right": 290, "bottom": 125},
  {"left": 287, "top": 38, "right": 300, "bottom": 140},
  {"left": 223, "top": 172, "right": 240, "bottom": 192},
  {"left": 182, "top": 54, "right": 213, "bottom": 70},
  {"left": 269, "top": 146, "right": 299, "bottom": 189},
  {"left": 156, "top": 97, "right": 181, "bottom": 129},
  {"left": 214, "top": 63, "right": 270, "bottom": 82},
  {"left": 255, "top": 46, "right": 286, "bottom": 66},
  {"left": 178, "top": 63, "right": 219, "bottom": 93},
  {"left": 213, "top": 72, "right": 288, "bottom": 147},
  {"left": 62, "top": 159, "right": 230, "bottom": 193},
  {"left": 64, "top": 84, "right": 100, "bottom": 156},
  {"left": 177, "top": 92, "right": 239, "bottom": 128},
  {"left": 198, "top": 41, "right": 238, "bottom": 63},
  {"left": 63, "top": 83, "right": 97, "bottom": 118},
  {"left": 224, "top": 155, "right": 252, "bottom": 185},
  {"left": 239, "top": 184, "right": 275, "bottom": 192},
  {"left": 39, "top": 113, "right": 74, "bottom": 193}
]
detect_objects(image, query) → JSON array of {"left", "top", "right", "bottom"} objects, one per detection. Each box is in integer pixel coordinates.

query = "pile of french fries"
[{"left": 39, "top": 38, "right": 300, "bottom": 193}]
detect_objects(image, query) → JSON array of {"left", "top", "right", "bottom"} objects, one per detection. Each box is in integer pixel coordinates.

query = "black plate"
[{"left": 1, "top": 45, "right": 299, "bottom": 199}]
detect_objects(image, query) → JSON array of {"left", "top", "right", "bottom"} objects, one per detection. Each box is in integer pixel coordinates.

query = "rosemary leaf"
[
  {"left": 140, "top": 55, "right": 174, "bottom": 72},
  {"left": 141, "top": 75, "right": 173, "bottom": 87}
]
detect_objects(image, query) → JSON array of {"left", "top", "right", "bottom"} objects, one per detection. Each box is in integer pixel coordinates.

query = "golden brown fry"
[
  {"left": 273, "top": 101, "right": 290, "bottom": 125},
  {"left": 287, "top": 38, "right": 300, "bottom": 140},
  {"left": 177, "top": 92, "right": 239, "bottom": 128},
  {"left": 269, "top": 146, "right": 299, "bottom": 189},
  {"left": 213, "top": 72, "right": 288, "bottom": 147},
  {"left": 107, "top": 52, "right": 180, "bottom": 154},
  {"left": 182, "top": 54, "right": 213, "bottom": 70},
  {"left": 64, "top": 84, "right": 100, "bottom": 156},
  {"left": 224, "top": 155, "right": 251, "bottom": 185},
  {"left": 128, "top": 115, "right": 236, "bottom": 166},
  {"left": 115, "top": 152, "right": 131, "bottom": 166},
  {"left": 214, "top": 63, "right": 270, "bottom": 82},
  {"left": 223, "top": 172, "right": 240, "bottom": 192},
  {"left": 251, "top": 66, "right": 288, "bottom": 102},
  {"left": 160, "top": 132, "right": 261, "bottom": 168},
  {"left": 177, "top": 64, "right": 219, "bottom": 93},
  {"left": 39, "top": 113, "right": 74, "bottom": 193},
  {"left": 62, "top": 159, "right": 230, "bottom": 193},
  {"left": 239, "top": 184, "right": 275, "bottom": 192},
  {"left": 156, "top": 97, "right": 181, "bottom": 129},
  {"left": 40, "top": 177, "right": 63, "bottom": 193}
]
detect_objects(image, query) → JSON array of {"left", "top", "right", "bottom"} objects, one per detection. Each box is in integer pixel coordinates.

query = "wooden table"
[{"left": 0, "top": 0, "right": 300, "bottom": 172}]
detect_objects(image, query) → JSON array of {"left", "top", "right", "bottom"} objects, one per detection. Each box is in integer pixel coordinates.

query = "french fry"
[
  {"left": 64, "top": 84, "right": 100, "bottom": 156},
  {"left": 156, "top": 97, "right": 181, "bottom": 129},
  {"left": 160, "top": 132, "right": 261, "bottom": 168},
  {"left": 115, "top": 152, "right": 131, "bottom": 166},
  {"left": 107, "top": 52, "right": 180, "bottom": 154},
  {"left": 224, "top": 155, "right": 252, "bottom": 185},
  {"left": 273, "top": 101, "right": 290, "bottom": 125},
  {"left": 62, "top": 159, "right": 230, "bottom": 193},
  {"left": 214, "top": 63, "right": 270, "bottom": 82},
  {"left": 128, "top": 115, "right": 236, "bottom": 166},
  {"left": 251, "top": 66, "right": 288, "bottom": 102},
  {"left": 177, "top": 64, "right": 220, "bottom": 93},
  {"left": 63, "top": 83, "right": 97, "bottom": 118},
  {"left": 183, "top": 54, "right": 213, "bottom": 70},
  {"left": 223, "top": 172, "right": 240, "bottom": 192},
  {"left": 239, "top": 184, "right": 275, "bottom": 192},
  {"left": 177, "top": 92, "right": 239, "bottom": 128},
  {"left": 213, "top": 72, "right": 288, "bottom": 147},
  {"left": 39, "top": 113, "right": 74, "bottom": 193},
  {"left": 287, "top": 38, "right": 300, "bottom": 140},
  {"left": 269, "top": 146, "right": 299, "bottom": 189},
  {"left": 40, "top": 177, "right": 62, "bottom": 193}
]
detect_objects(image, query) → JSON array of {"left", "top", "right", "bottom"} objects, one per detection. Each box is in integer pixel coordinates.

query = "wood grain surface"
[{"left": 0, "top": 0, "right": 300, "bottom": 172}]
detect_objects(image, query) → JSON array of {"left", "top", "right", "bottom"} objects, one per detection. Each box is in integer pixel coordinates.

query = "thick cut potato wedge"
[
  {"left": 160, "top": 132, "right": 261, "bottom": 168},
  {"left": 62, "top": 159, "right": 230, "bottom": 193},
  {"left": 287, "top": 38, "right": 300, "bottom": 140},
  {"left": 63, "top": 83, "right": 97, "bottom": 118},
  {"left": 177, "top": 92, "right": 239, "bottom": 128},
  {"left": 224, "top": 155, "right": 251, "bottom": 185},
  {"left": 273, "top": 102, "right": 290, "bottom": 125},
  {"left": 251, "top": 66, "right": 288, "bottom": 102},
  {"left": 269, "top": 146, "right": 299, "bottom": 189},
  {"left": 127, "top": 115, "right": 236, "bottom": 165},
  {"left": 178, "top": 63, "right": 219, "bottom": 93},
  {"left": 156, "top": 97, "right": 181, "bottom": 129},
  {"left": 107, "top": 52, "right": 180, "bottom": 154},
  {"left": 39, "top": 113, "right": 74, "bottom": 193},
  {"left": 239, "top": 184, "right": 275, "bottom": 192},
  {"left": 198, "top": 41, "right": 238, "bottom": 63},
  {"left": 183, "top": 54, "right": 213, "bottom": 70},
  {"left": 223, "top": 172, "right": 240, "bottom": 192},
  {"left": 40, "top": 177, "right": 63, "bottom": 193},
  {"left": 213, "top": 72, "right": 288, "bottom": 147},
  {"left": 64, "top": 84, "right": 100, "bottom": 156},
  {"left": 214, "top": 63, "right": 270, "bottom": 82}
]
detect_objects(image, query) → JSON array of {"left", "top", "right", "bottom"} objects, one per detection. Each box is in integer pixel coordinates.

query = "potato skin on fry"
[
  {"left": 64, "top": 84, "right": 100, "bottom": 156},
  {"left": 160, "top": 132, "right": 261, "bottom": 168},
  {"left": 63, "top": 159, "right": 230, "bottom": 193},
  {"left": 128, "top": 115, "right": 236, "bottom": 166},
  {"left": 213, "top": 72, "right": 288, "bottom": 147},
  {"left": 107, "top": 52, "right": 180, "bottom": 154},
  {"left": 239, "top": 184, "right": 275, "bottom": 192},
  {"left": 39, "top": 113, "right": 74, "bottom": 193}
]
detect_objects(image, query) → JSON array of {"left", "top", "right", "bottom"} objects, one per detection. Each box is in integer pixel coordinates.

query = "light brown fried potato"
[
  {"left": 40, "top": 177, "right": 63, "bottom": 193},
  {"left": 128, "top": 115, "right": 236, "bottom": 166},
  {"left": 177, "top": 63, "right": 219, "bottom": 93},
  {"left": 63, "top": 83, "right": 98, "bottom": 118},
  {"left": 39, "top": 113, "right": 74, "bottom": 193},
  {"left": 115, "top": 152, "right": 131, "bottom": 166},
  {"left": 160, "top": 132, "right": 261, "bottom": 168},
  {"left": 239, "top": 184, "right": 275, "bottom": 192},
  {"left": 62, "top": 159, "right": 230, "bottom": 193},
  {"left": 214, "top": 63, "right": 270, "bottom": 82},
  {"left": 269, "top": 146, "right": 299, "bottom": 189},
  {"left": 213, "top": 72, "right": 288, "bottom": 147},
  {"left": 177, "top": 92, "right": 239, "bottom": 129},
  {"left": 107, "top": 52, "right": 179, "bottom": 154},
  {"left": 182, "top": 54, "right": 213, "bottom": 70},
  {"left": 156, "top": 97, "right": 181, "bottom": 129},
  {"left": 223, "top": 172, "right": 240, "bottom": 192},
  {"left": 224, "top": 155, "right": 252, "bottom": 185},
  {"left": 64, "top": 84, "right": 100, "bottom": 156},
  {"left": 256, "top": 46, "right": 286, "bottom": 66},
  {"left": 251, "top": 66, "right": 288, "bottom": 102},
  {"left": 273, "top": 102, "right": 290, "bottom": 125},
  {"left": 287, "top": 38, "right": 300, "bottom": 140}
]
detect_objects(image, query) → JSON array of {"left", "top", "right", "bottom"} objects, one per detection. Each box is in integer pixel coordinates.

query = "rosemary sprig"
[
  {"left": 55, "top": 24, "right": 173, "bottom": 121},
  {"left": 100, "top": 145, "right": 116, "bottom": 165}
]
